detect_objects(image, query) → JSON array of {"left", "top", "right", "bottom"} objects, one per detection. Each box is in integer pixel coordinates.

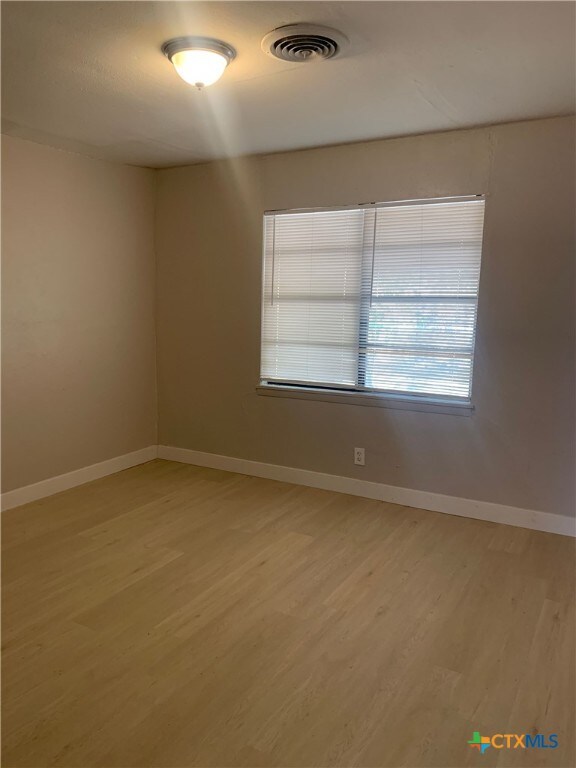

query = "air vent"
[{"left": 261, "top": 24, "right": 348, "bottom": 62}]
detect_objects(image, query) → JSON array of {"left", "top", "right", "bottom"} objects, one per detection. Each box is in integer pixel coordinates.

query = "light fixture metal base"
[{"left": 161, "top": 36, "right": 236, "bottom": 63}]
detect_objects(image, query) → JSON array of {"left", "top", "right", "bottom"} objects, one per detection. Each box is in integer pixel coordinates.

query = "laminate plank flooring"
[{"left": 2, "top": 459, "right": 574, "bottom": 767}]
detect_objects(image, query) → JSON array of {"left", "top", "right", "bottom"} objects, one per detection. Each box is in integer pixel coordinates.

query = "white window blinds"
[{"left": 261, "top": 197, "right": 485, "bottom": 402}]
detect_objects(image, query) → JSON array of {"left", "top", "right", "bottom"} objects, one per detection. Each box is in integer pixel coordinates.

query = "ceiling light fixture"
[{"left": 162, "top": 36, "right": 236, "bottom": 89}]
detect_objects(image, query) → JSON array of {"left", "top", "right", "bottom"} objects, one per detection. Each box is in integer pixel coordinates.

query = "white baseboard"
[
  {"left": 1, "top": 446, "right": 158, "bottom": 511},
  {"left": 3, "top": 444, "right": 573, "bottom": 538},
  {"left": 158, "top": 445, "right": 576, "bottom": 538}
]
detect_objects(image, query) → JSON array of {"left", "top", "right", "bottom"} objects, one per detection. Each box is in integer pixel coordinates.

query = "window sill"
[{"left": 256, "top": 383, "right": 474, "bottom": 416}]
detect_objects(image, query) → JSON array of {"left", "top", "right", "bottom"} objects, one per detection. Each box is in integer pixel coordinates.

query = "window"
[{"left": 260, "top": 196, "right": 485, "bottom": 406}]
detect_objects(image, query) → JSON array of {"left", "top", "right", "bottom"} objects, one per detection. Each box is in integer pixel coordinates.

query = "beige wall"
[
  {"left": 1, "top": 135, "right": 157, "bottom": 491},
  {"left": 156, "top": 116, "right": 575, "bottom": 518},
  {"left": 3, "top": 119, "right": 574, "bottom": 515}
]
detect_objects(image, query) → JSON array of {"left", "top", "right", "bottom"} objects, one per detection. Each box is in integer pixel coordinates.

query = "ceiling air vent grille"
[{"left": 261, "top": 24, "right": 348, "bottom": 62}]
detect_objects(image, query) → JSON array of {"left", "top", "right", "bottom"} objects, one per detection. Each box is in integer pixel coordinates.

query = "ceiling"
[{"left": 2, "top": 1, "right": 575, "bottom": 168}]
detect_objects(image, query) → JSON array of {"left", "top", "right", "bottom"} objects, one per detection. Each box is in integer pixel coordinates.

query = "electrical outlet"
[{"left": 354, "top": 447, "right": 365, "bottom": 466}]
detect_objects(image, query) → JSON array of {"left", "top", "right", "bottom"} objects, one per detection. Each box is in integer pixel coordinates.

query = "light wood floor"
[{"left": 2, "top": 459, "right": 574, "bottom": 768}]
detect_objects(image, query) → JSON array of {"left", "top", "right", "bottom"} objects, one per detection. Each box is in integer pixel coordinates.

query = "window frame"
[{"left": 258, "top": 195, "right": 485, "bottom": 415}]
